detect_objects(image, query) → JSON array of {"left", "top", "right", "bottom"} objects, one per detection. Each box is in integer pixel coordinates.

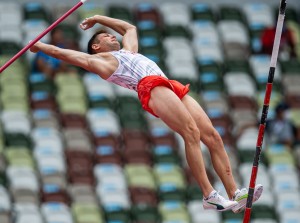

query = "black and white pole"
[{"left": 243, "top": 0, "right": 287, "bottom": 222}]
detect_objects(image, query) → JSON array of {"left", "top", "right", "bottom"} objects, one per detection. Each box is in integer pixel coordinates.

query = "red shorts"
[{"left": 137, "top": 75, "right": 190, "bottom": 117}]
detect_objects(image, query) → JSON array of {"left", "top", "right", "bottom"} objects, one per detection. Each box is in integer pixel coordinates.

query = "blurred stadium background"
[{"left": 0, "top": 0, "right": 300, "bottom": 223}]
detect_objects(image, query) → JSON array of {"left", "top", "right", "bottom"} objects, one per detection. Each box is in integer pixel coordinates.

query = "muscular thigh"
[
  {"left": 181, "top": 95, "right": 216, "bottom": 138},
  {"left": 148, "top": 86, "right": 195, "bottom": 135}
]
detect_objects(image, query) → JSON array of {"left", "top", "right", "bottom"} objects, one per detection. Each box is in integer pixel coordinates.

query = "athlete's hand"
[
  {"left": 80, "top": 16, "right": 97, "bottom": 30},
  {"left": 29, "top": 41, "right": 41, "bottom": 53}
]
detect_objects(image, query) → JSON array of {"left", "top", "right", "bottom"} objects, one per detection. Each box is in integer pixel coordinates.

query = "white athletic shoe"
[
  {"left": 232, "top": 184, "right": 264, "bottom": 213},
  {"left": 203, "top": 190, "right": 238, "bottom": 212}
]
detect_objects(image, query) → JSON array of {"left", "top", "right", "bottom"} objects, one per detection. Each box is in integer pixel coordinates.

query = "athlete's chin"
[{"left": 112, "top": 44, "right": 121, "bottom": 51}]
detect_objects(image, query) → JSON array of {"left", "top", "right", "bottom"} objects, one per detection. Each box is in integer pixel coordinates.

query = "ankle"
[
  {"left": 203, "top": 189, "right": 217, "bottom": 199},
  {"left": 228, "top": 187, "right": 239, "bottom": 200},
  {"left": 231, "top": 189, "right": 240, "bottom": 200}
]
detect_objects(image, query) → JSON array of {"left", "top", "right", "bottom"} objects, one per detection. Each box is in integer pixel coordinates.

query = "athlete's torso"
[{"left": 105, "top": 49, "right": 166, "bottom": 91}]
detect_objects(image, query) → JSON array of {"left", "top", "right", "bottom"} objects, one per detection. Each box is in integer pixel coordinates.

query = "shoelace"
[
  {"left": 215, "top": 191, "right": 227, "bottom": 202},
  {"left": 209, "top": 191, "right": 227, "bottom": 202},
  {"left": 234, "top": 188, "right": 247, "bottom": 200}
]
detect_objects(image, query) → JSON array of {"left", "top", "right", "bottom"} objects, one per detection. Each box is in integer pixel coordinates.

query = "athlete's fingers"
[
  {"left": 79, "top": 23, "right": 87, "bottom": 30},
  {"left": 80, "top": 17, "right": 94, "bottom": 30}
]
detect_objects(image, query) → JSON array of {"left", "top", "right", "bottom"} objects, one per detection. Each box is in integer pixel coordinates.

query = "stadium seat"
[
  {"left": 224, "top": 72, "right": 256, "bottom": 98},
  {"left": 236, "top": 127, "right": 258, "bottom": 150},
  {"left": 243, "top": 3, "right": 274, "bottom": 30},
  {"left": 131, "top": 204, "right": 160, "bottom": 223},
  {"left": 0, "top": 28, "right": 23, "bottom": 45},
  {"left": 252, "top": 220, "right": 277, "bottom": 223},
  {"left": 276, "top": 191, "right": 300, "bottom": 213},
  {"left": 0, "top": 2, "right": 22, "bottom": 27},
  {"left": 6, "top": 166, "right": 39, "bottom": 204},
  {"left": 1, "top": 111, "right": 31, "bottom": 135},
  {"left": 78, "top": 2, "right": 105, "bottom": 21},
  {"left": 72, "top": 203, "right": 104, "bottom": 223},
  {"left": 129, "top": 187, "right": 158, "bottom": 206},
  {"left": 30, "top": 92, "right": 57, "bottom": 111},
  {"left": 153, "top": 164, "right": 187, "bottom": 196},
  {"left": 153, "top": 144, "right": 180, "bottom": 165},
  {"left": 87, "top": 108, "right": 121, "bottom": 140},
  {"left": 104, "top": 208, "right": 131, "bottom": 223},
  {"left": 222, "top": 211, "right": 244, "bottom": 223},
  {"left": 56, "top": 77, "right": 88, "bottom": 114},
  {"left": 217, "top": 20, "right": 250, "bottom": 60},
  {"left": 108, "top": 5, "right": 133, "bottom": 22},
  {"left": 284, "top": 7, "right": 299, "bottom": 22},
  {"left": 0, "top": 185, "right": 11, "bottom": 212},
  {"left": 164, "top": 37, "right": 197, "bottom": 82},
  {"left": 159, "top": 201, "right": 190, "bottom": 223},
  {"left": 231, "top": 110, "right": 258, "bottom": 135},
  {"left": 138, "top": 20, "right": 162, "bottom": 42},
  {"left": 5, "top": 133, "right": 32, "bottom": 148},
  {"left": 64, "top": 128, "right": 92, "bottom": 151},
  {"left": 239, "top": 163, "right": 271, "bottom": 189},
  {"left": 195, "top": 44, "right": 224, "bottom": 64},
  {"left": 125, "top": 164, "right": 156, "bottom": 189},
  {"left": 251, "top": 205, "right": 277, "bottom": 220},
  {"left": 23, "top": 2, "right": 50, "bottom": 22},
  {"left": 51, "top": 5, "right": 79, "bottom": 25},
  {"left": 199, "top": 71, "right": 223, "bottom": 92},
  {"left": 191, "top": 3, "right": 215, "bottom": 22},
  {"left": 188, "top": 200, "right": 221, "bottom": 223},
  {"left": 41, "top": 202, "right": 73, "bottom": 223},
  {"left": 186, "top": 184, "right": 203, "bottom": 201},
  {"left": 219, "top": 6, "right": 246, "bottom": 22},
  {"left": 0, "top": 41, "right": 22, "bottom": 57},
  {"left": 287, "top": 21, "right": 300, "bottom": 60},
  {"left": 69, "top": 184, "right": 98, "bottom": 204},
  {"left": 22, "top": 20, "right": 50, "bottom": 46},
  {"left": 266, "top": 144, "right": 296, "bottom": 166},
  {"left": 14, "top": 203, "right": 43, "bottom": 223},
  {"left": 249, "top": 55, "right": 282, "bottom": 85},
  {"left": 66, "top": 151, "right": 94, "bottom": 185},
  {"left": 280, "top": 210, "right": 300, "bottom": 223},
  {"left": 201, "top": 91, "right": 229, "bottom": 117},
  {"left": 160, "top": 3, "right": 190, "bottom": 26},
  {"left": 41, "top": 184, "right": 69, "bottom": 204},
  {"left": 58, "top": 23, "right": 81, "bottom": 43},
  {"left": 123, "top": 143, "right": 152, "bottom": 165},
  {"left": 5, "top": 147, "right": 34, "bottom": 169},
  {"left": 83, "top": 73, "right": 115, "bottom": 109},
  {"left": 134, "top": 2, "right": 161, "bottom": 25},
  {"left": 272, "top": 172, "right": 299, "bottom": 193}
]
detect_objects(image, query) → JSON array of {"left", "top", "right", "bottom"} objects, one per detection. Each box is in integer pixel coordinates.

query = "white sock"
[{"left": 204, "top": 190, "right": 217, "bottom": 200}]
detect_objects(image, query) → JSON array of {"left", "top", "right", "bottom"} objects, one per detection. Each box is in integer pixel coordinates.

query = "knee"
[
  {"left": 203, "top": 129, "right": 223, "bottom": 151},
  {"left": 181, "top": 119, "right": 200, "bottom": 144}
]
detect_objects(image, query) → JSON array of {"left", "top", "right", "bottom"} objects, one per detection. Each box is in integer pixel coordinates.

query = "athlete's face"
[{"left": 96, "top": 33, "right": 120, "bottom": 52}]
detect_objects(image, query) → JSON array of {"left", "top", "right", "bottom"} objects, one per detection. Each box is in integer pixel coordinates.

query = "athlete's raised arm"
[
  {"left": 30, "top": 41, "right": 112, "bottom": 77},
  {"left": 80, "top": 15, "right": 138, "bottom": 53}
]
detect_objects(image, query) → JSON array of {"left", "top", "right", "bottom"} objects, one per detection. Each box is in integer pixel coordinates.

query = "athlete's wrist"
[{"left": 92, "top": 15, "right": 102, "bottom": 22}]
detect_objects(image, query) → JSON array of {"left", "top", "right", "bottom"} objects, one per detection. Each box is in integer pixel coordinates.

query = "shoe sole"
[
  {"left": 203, "top": 201, "right": 239, "bottom": 212},
  {"left": 232, "top": 184, "right": 264, "bottom": 213}
]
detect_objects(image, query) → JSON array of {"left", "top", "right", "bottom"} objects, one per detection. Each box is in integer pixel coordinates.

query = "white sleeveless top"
[{"left": 106, "top": 49, "right": 166, "bottom": 91}]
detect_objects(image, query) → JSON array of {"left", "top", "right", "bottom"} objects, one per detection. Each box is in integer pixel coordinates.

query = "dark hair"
[
  {"left": 87, "top": 30, "right": 107, "bottom": 54},
  {"left": 275, "top": 102, "right": 289, "bottom": 114}
]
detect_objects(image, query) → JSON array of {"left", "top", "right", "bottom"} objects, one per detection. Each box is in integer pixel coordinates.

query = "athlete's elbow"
[
  {"left": 123, "top": 24, "right": 136, "bottom": 34},
  {"left": 128, "top": 25, "right": 137, "bottom": 31}
]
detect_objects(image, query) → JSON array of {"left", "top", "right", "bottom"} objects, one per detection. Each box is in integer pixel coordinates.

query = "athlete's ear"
[{"left": 92, "top": 43, "right": 101, "bottom": 52}]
